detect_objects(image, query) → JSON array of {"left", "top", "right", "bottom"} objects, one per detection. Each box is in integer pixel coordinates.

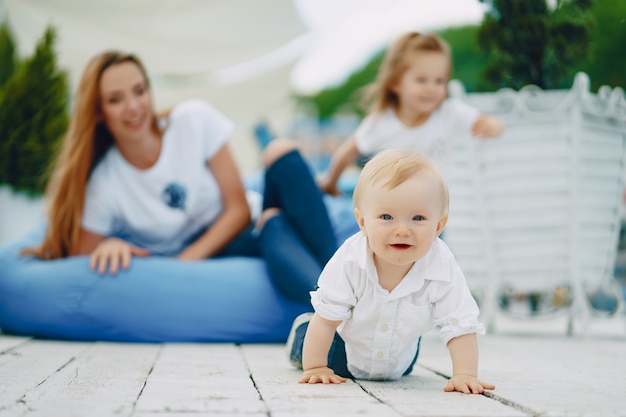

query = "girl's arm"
[
  {"left": 472, "top": 114, "right": 505, "bottom": 139},
  {"left": 178, "top": 144, "right": 251, "bottom": 261},
  {"left": 445, "top": 333, "right": 495, "bottom": 394},
  {"left": 300, "top": 313, "right": 346, "bottom": 384},
  {"left": 75, "top": 228, "right": 150, "bottom": 275},
  {"left": 318, "top": 136, "right": 361, "bottom": 196}
]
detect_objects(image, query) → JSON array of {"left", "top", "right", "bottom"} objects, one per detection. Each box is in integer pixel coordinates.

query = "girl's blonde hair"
[
  {"left": 23, "top": 51, "right": 159, "bottom": 259},
  {"left": 362, "top": 32, "right": 451, "bottom": 114},
  {"left": 353, "top": 149, "right": 449, "bottom": 215}
]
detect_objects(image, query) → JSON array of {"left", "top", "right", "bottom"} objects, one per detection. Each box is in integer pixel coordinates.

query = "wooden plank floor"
[{"left": 1, "top": 316, "right": 625, "bottom": 417}]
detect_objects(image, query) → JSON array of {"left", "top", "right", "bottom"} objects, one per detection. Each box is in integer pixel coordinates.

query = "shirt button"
[
  {"left": 380, "top": 324, "right": 389, "bottom": 332},
  {"left": 450, "top": 318, "right": 459, "bottom": 326},
  {"left": 377, "top": 351, "right": 384, "bottom": 359}
]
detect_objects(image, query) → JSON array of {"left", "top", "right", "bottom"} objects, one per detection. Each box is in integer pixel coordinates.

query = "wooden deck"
[{"left": 1, "top": 316, "right": 625, "bottom": 417}]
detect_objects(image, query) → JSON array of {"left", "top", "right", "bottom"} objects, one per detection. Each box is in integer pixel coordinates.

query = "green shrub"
[
  {"left": 0, "top": 22, "right": 17, "bottom": 88},
  {"left": 0, "top": 25, "right": 69, "bottom": 196},
  {"left": 477, "top": 0, "right": 594, "bottom": 90}
]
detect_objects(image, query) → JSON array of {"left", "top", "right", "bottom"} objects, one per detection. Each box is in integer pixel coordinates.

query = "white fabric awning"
[
  {"left": 3, "top": 0, "right": 310, "bottom": 172},
  {"left": 5, "top": 0, "right": 308, "bottom": 87}
]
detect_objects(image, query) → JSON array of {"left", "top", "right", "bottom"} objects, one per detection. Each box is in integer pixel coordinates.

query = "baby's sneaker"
[{"left": 285, "top": 312, "right": 314, "bottom": 369}]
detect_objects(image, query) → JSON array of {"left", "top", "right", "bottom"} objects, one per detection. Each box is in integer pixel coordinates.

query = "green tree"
[
  {"left": 0, "top": 26, "right": 69, "bottom": 196},
  {"left": 580, "top": 0, "right": 626, "bottom": 91},
  {"left": 0, "top": 21, "right": 17, "bottom": 88},
  {"left": 440, "top": 25, "right": 489, "bottom": 92},
  {"left": 477, "top": 0, "right": 594, "bottom": 90}
]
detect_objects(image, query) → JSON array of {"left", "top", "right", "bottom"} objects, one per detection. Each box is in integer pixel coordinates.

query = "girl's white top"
[
  {"left": 355, "top": 98, "right": 479, "bottom": 175},
  {"left": 310, "top": 232, "right": 484, "bottom": 380},
  {"left": 82, "top": 100, "right": 235, "bottom": 256}
]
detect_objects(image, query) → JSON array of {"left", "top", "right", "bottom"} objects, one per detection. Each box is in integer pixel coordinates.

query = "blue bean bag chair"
[{"left": 0, "top": 195, "right": 358, "bottom": 343}]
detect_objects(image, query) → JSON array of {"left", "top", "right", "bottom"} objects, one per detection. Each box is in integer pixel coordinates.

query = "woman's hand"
[
  {"left": 299, "top": 366, "right": 346, "bottom": 384},
  {"left": 444, "top": 374, "right": 495, "bottom": 394},
  {"left": 89, "top": 238, "right": 150, "bottom": 275}
]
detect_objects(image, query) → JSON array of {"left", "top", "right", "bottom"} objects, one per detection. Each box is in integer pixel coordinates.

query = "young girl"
[
  {"left": 24, "top": 51, "right": 337, "bottom": 306},
  {"left": 319, "top": 31, "right": 504, "bottom": 196},
  {"left": 288, "top": 149, "right": 494, "bottom": 394}
]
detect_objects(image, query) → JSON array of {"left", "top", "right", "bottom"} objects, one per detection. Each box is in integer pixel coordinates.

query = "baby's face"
[{"left": 355, "top": 173, "right": 446, "bottom": 270}]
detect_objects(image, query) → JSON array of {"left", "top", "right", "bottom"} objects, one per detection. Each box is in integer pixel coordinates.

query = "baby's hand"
[
  {"left": 299, "top": 367, "right": 346, "bottom": 384},
  {"left": 444, "top": 374, "right": 495, "bottom": 394}
]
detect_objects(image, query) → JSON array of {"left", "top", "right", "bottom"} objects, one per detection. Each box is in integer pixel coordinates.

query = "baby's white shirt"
[{"left": 310, "top": 232, "right": 484, "bottom": 380}]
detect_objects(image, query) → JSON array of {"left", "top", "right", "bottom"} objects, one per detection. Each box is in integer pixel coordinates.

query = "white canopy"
[{"left": 4, "top": 0, "right": 310, "bottom": 172}]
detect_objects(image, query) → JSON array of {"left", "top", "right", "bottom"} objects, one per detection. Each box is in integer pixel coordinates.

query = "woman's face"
[{"left": 99, "top": 61, "right": 153, "bottom": 145}]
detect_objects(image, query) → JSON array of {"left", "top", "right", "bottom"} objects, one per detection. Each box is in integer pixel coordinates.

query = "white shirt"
[
  {"left": 310, "top": 232, "right": 484, "bottom": 380},
  {"left": 82, "top": 100, "right": 235, "bottom": 256},
  {"left": 355, "top": 98, "right": 479, "bottom": 176}
]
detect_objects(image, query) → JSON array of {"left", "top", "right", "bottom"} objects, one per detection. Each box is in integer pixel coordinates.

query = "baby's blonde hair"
[{"left": 353, "top": 149, "right": 449, "bottom": 215}]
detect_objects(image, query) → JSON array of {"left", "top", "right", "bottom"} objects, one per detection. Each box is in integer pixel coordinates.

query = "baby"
[{"left": 287, "top": 149, "right": 494, "bottom": 394}]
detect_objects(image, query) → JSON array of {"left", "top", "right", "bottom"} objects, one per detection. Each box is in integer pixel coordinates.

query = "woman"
[{"left": 25, "top": 51, "right": 336, "bottom": 305}]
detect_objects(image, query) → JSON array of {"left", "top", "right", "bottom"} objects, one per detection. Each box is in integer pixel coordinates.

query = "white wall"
[{"left": 0, "top": 186, "right": 44, "bottom": 246}]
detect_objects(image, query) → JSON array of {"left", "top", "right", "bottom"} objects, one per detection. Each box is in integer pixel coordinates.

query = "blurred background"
[{"left": 0, "top": 0, "right": 624, "bottom": 247}]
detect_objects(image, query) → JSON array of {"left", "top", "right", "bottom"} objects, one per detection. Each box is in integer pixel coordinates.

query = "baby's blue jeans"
[{"left": 289, "top": 319, "right": 421, "bottom": 379}]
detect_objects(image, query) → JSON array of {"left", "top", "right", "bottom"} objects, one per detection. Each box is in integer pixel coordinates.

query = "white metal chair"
[{"left": 445, "top": 73, "right": 626, "bottom": 334}]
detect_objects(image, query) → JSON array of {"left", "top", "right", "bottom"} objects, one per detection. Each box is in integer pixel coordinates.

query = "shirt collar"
[{"left": 350, "top": 232, "right": 452, "bottom": 295}]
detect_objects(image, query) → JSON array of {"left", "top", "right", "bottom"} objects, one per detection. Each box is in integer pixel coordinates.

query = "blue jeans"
[
  {"left": 218, "top": 150, "right": 338, "bottom": 305},
  {"left": 289, "top": 320, "right": 420, "bottom": 379}
]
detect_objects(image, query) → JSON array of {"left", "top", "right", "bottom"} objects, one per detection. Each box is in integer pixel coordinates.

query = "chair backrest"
[{"left": 445, "top": 73, "right": 626, "bottom": 303}]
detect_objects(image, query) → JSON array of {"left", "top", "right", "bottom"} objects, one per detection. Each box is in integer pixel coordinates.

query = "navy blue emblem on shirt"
[{"left": 162, "top": 182, "right": 187, "bottom": 210}]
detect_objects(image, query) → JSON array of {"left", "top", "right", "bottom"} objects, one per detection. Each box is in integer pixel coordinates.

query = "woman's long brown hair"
[{"left": 23, "top": 51, "right": 158, "bottom": 259}]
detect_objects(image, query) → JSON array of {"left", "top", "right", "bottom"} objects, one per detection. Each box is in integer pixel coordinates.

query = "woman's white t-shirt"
[
  {"left": 82, "top": 100, "right": 235, "bottom": 256},
  {"left": 355, "top": 98, "right": 479, "bottom": 175}
]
